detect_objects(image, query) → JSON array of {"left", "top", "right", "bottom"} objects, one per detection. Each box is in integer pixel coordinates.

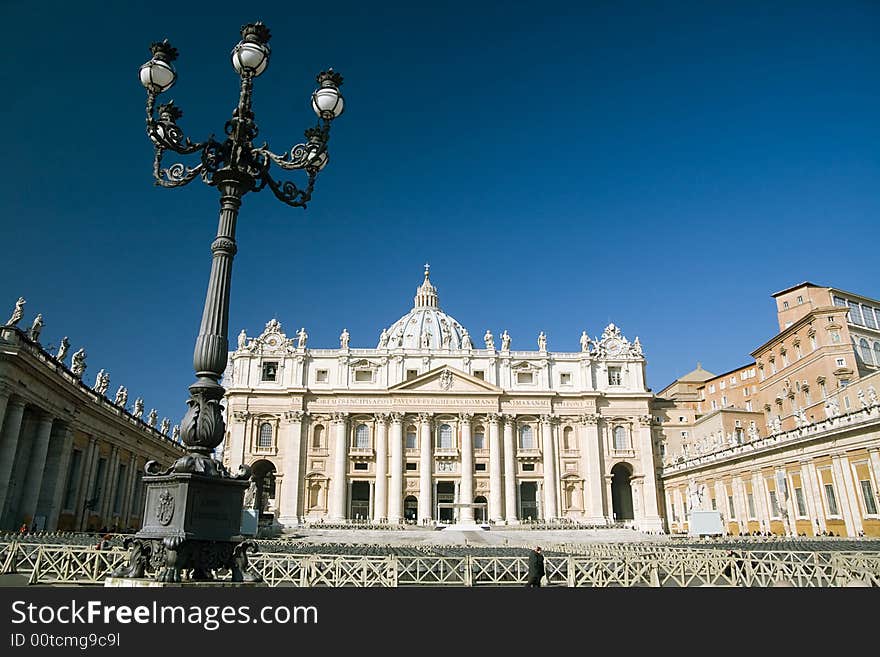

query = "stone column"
[
  {"left": 388, "top": 413, "right": 404, "bottom": 523},
  {"left": 605, "top": 474, "right": 614, "bottom": 522},
  {"left": 76, "top": 437, "right": 99, "bottom": 530},
  {"left": 832, "top": 454, "right": 860, "bottom": 536},
  {"left": 805, "top": 461, "right": 827, "bottom": 533},
  {"left": 0, "top": 388, "right": 11, "bottom": 456},
  {"left": 46, "top": 425, "right": 75, "bottom": 531},
  {"left": 329, "top": 413, "right": 348, "bottom": 521},
  {"left": 540, "top": 415, "right": 557, "bottom": 519},
  {"left": 488, "top": 413, "right": 503, "bottom": 522},
  {"left": 636, "top": 416, "right": 663, "bottom": 531},
  {"left": 368, "top": 480, "right": 375, "bottom": 520},
  {"left": 227, "top": 411, "right": 251, "bottom": 470},
  {"left": 418, "top": 413, "right": 433, "bottom": 523},
  {"left": 536, "top": 480, "right": 544, "bottom": 520},
  {"left": 373, "top": 413, "right": 389, "bottom": 523},
  {"left": 581, "top": 415, "right": 605, "bottom": 523},
  {"left": 502, "top": 415, "right": 517, "bottom": 524},
  {"left": 0, "top": 398, "right": 26, "bottom": 522},
  {"left": 459, "top": 413, "right": 474, "bottom": 523},
  {"left": 101, "top": 446, "right": 121, "bottom": 523},
  {"left": 19, "top": 412, "right": 55, "bottom": 525},
  {"left": 278, "top": 411, "right": 306, "bottom": 526},
  {"left": 121, "top": 453, "right": 138, "bottom": 529}
]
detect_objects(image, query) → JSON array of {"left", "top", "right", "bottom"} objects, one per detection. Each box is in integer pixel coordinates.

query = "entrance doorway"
[
  {"left": 611, "top": 463, "right": 634, "bottom": 521},
  {"left": 403, "top": 496, "right": 418, "bottom": 523},
  {"left": 520, "top": 482, "right": 538, "bottom": 521},
  {"left": 350, "top": 481, "right": 370, "bottom": 521},
  {"left": 436, "top": 482, "right": 455, "bottom": 522},
  {"left": 251, "top": 459, "right": 277, "bottom": 519},
  {"left": 473, "top": 496, "right": 487, "bottom": 523}
]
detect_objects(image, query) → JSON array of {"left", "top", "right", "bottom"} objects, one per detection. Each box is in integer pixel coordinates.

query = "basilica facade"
[{"left": 221, "top": 268, "right": 664, "bottom": 531}]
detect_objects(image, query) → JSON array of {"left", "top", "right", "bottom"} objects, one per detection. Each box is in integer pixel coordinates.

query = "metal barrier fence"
[{"left": 2, "top": 541, "right": 877, "bottom": 587}]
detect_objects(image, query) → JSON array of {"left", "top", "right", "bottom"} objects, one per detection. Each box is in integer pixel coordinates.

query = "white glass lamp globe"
[
  {"left": 139, "top": 59, "right": 176, "bottom": 92},
  {"left": 231, "top": 41, "right": 270, "bottom": 76},
  {"left": 312, "top": 87, "right": 344, "bottom": 120}
]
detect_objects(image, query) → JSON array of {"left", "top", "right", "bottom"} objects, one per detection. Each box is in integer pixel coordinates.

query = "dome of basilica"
[{"left": 378, "top": 266, "right": 472, "bottom": 350}]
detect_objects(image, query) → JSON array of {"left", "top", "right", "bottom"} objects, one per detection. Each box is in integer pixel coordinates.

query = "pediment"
[{"left": 388, "top": 366, "right": 502, "bottom": 394}]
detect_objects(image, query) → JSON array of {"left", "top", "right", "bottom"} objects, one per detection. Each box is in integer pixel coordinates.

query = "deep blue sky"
[{"left": 1, "top": 1, "right": 877, "bottom": 426}]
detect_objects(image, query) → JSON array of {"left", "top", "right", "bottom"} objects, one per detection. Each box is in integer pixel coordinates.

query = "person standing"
[{"left": 527, "top": 546, "right": 545, "bottom": 587}]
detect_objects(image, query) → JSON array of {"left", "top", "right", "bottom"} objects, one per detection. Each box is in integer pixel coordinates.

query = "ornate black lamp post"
[{"left": 114, "top": 22, "right": 343, "bottom": 583}]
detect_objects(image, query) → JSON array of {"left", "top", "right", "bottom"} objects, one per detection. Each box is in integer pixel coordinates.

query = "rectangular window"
[
  {"left": 607, "top": 367, "right": 621, "bottom": 386},
  {"left": 833, "top": 296, "right": 848, "bottom": 307},
  {"left": 406, "top": 369, "right": 418, "bottom": 381},
  {"left": 824, "top": 483, "right": 839, "bottom": 516},
  {"left": 405, "top": 433, "right": 417, "bottom": 449},
  {"left": 783, "top": 301, "right": 790, "bottom": 309},
  {"left": 747, "top": 493, "right": 756, "bottom": 519},
  {"left": 830, "top": 330, "right": 841, "bottom": 343},
  {"left": 711, "top": 400, "right": 717, "bottom": 410},
  {"left": 475, "top": 463, "right": 487, "bottom": 472},
  {"left": 354, "top": 370, "right": 373, "bottom": 382},
  {"left": 472, "top": 370, "right": 484, "bottom": 380},
  {"left": 797, "top": 295, "right": 804, "bottom": 305},
  {"left": 711, "top": 497, "right": 717, "bottom": 510},
  {"left": 795, "top": 487, "right": 807, "bottom": 517},
  {"left": 560, "top": 372, "right": 572, "bottom": 385},
  {"left": 861, "top": 479, "right": 878, "bottom": 515},
  {"left": 721, "top": 395, "right": 728, "bottom": 406},
  {"left": 261, "top": 361, "right": 278, "bottom": 382},
  {"left": 405, "top": 462, "right": 417, "bottom": 471},
  {"left": 720, "top": 381, "right": 726, "bottom": 390},
  {"left": 521, "top": 463, "right": 535, "bottom": 472},
  {"left": 810, "top": 335, "right": 817, "bottom": 351},
  {"left": 836, "top": 358, "right": 846, "bottom": 367},
  {"left": 709, "top": 384, "right": 716, "bottom": 393},
  {"left": 728, "top": 496, "right": 735, "bottom": 519},
  {"left": 315, "top": 369, "right": 328, "bottom": 383},
  {"left": 848, "top": 302, "right": 864, "bottom": 325},
  {"left": 63, "top": 450, "right": 83, "bottom": 510},
  {"left": 745, "top": 401, "right": 752, "bottom": 411},
  {"left": 769, "top": 490, "right": 780, "bottom": 518},
  {"left": 354, "top": 462, "right": 368, "bottom": 471},
  {"left": 517, "top": 371, "right": 534, "bottom": 384},
  {"left": 680, "top": 431, "right": 688, "bottom": 439},
  {"left": 863, "top": 306, "right": 878, "bottom": 330}
]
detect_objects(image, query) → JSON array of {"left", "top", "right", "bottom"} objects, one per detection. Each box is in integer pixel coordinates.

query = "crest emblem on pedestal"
[{"left": 156, "top": 489, "right": 175, "bottom": 525}]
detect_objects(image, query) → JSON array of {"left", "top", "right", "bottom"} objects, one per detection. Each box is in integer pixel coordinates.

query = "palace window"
[
  {"left": 728, "top": 496, "right": 735, "bottom": 519},
  {"left": 258, "top": 422, "right": 273, "bottom": 449},
  {"left": 860, "top": 479, "right": 878, "bottom": 515},
  {"left": 810, "top": 334, "right": 817, "bottom": 351},
  {"left": 406, "top": 369, "right": 419, "bottom": 381},
  {"left": 836, "top": 358, "right": 846, "bottom": 368},
  {"left": 859, "top": 339, "right": 872, "bottom": 364},
  {"left": 475, "top": 463, "right": 487, "bottom": 472},
  {"left": 608, "top": 367, "right": 622, "bottom": 386},
  {"left": 770, "top": 361, "right": 777, "bottom": 374},
  {"left": 864, "top": 306, "right": 878, "bottom": 329},
  {"left": 354, "top": 462, "right": 368, "bottom": 471},
  {"left": 519, "top": 425, "right": 535, "bottom": 449},
  {"left": 355, "top": 370, "right": 373, "bottom": 383},
  {"left": 405, "top": 426, "right": 417, "bottom": 449},
  {"left": 315, "top": 369, "right": 328, "bottom": 383},
  {"left": 783, "top": 301, "right": 789, "bottom": 309},
  {"left": 848, "top": 302, "right": 864, "bottom": 326},
  {"left": 517, "top": 371, "right": 534, "bottom": 384},
  {"left": 473, "top": 425, "right": 485, "bottom": 449},
  {"left": 563, "top": 426, "right": 574, "bottom": 450},
  {"left": 354, "top": 423, "right": 370, "bottom": 449},
  {"left": 797, "top": 295, "right": 804, "bottom": 305},
  {"left": 747, "top": 493, "right": 756, "bottom": 519},
  {"left": 473, "top": 370, "right": 485, "bottom": 380},
  {"left": 769, "top": 491, "right": 780, "bottom": 518},
  {"left": 824, "top": 484, "right": 839, "bottom": 516},
  {"left": 560, "top": 372, "right": 572, "bottom": 385},
  {"left": 795, "top": 487, "right": 807, "bottom": 517},
  {"left": 405, "top": 462, "right": 417, "bottom": 471},
  {"left": 875, "top": 342, "right": 880, "bottom": 366},
  {"left": 522, "top": 463, "right": 535, "bottom": 472},
  {"left": 613, "top": 426, "right": 628, "bottom": 451},
  {"left": 438, "top": 424, "right": 454, "bottom": 450},
  {"left": 261, "top": 361, "right": 278, "bottom": 382}
]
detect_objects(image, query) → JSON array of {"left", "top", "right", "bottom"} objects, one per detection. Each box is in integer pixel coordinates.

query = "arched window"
[
  {"left": 875, "top": 342, "right": 880, "bottom": 367},
  {"left": 519, "top": 425, "right": 534, "bottom": 449},
  {"left": 258, "top": 422, "right": 273, "bottom": 449},
  {"left": 355, "top": 423, "right": 369, "bottom": 449},
  {"left": 859, "top": 338, "right": 872, "bottom": 364},
  {"left": 439, "top": 423, "right": 453, "bottom": 449},
  {"left": 312, "top": 424, "right": 324, "bottom": 449},
  {"left": 405, "top": 426, "right": 417, "bottom": 449},
  {"left": 613, "top": 425, "right": 628, "bottom": 450},
  {"left": 563, "top": 426, "right": 574, "bottom": 450},
  {"left": 473, "top": 425, "right": 485, "bottom": 449}
]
